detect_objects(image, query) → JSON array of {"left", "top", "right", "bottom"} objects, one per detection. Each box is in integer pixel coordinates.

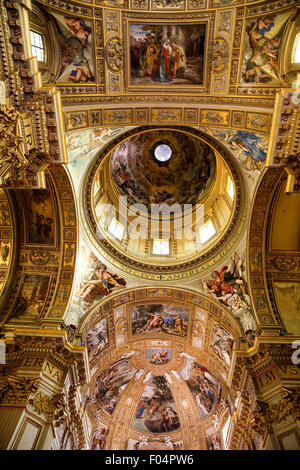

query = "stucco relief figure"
[{"left": 76, "top": 253, "right": 126, "bottom": 303}]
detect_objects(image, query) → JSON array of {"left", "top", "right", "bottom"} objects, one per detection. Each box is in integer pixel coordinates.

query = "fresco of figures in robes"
[
  {"left": 206, "top": 426, "right": 222, "bottom": 450},
  {"left": 130, "top": 23, "right": 206, "bottom": 86},
  {"left": 65, "top": 242, "right": 126, "bottom": 328},
  {"left": 86, "top": 318, "right": 108, "bottom": 361},
  {"left": 90, "top": 422, "right": 107, "bottom": 450},
  {"left": 132, "top": 304, "right": 189, "bottom": 337},
  {"left": 203, "top": 128, "right": 267, "bottom": 175},
  {"left": 241, "top": 11, "right": 292, "bottom": 84},
  {"left": 95, "top": 359, "right": 137, "bottom": 415},
  {"left": 51, "top": 13, "right": 94, "bottom": 83},
  {"left": 23, "top": 188, "right": 55, "bottom": 245},
  {"left": 132, "top": 376, "right": 180, "bottom": 433},
  {"left": 201, "top": 251, "right": 256, "bottom": 334},
  {"left": 11, "top": 275, "right": 50, "bottom": 320},
  {"left": 179, "top": 359, "right": 221, "bottom": 419}
]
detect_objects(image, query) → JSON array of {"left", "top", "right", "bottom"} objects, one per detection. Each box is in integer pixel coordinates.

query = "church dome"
[
  {"left": 81, "top": 126, "right": 246, "bottom": 279},
  {"left": 110, "top": 129, "right": 216, "bottom": 208}
]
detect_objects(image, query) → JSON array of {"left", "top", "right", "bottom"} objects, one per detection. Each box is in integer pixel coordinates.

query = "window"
[
  {"left": 199, "top": 221, "right": 216, "bottom": 244},
  {"left": 152, "top": 239, "right": 169, "bottom": 255},
  {"left": 30, "top": 30, "right": 44, "bottom": 62},
  {"left": 221, "top": 414, "right": 231, "bottom": 450},
  {"left": 292, "top": 33, "right": 300, "bottom": 64},
  {"left": 108, "top": 218, "right": 124, "bottom": 240},
  {"left": 227, "top": 177, "right": 234, "bottom": 200},
  {"left": 154, "top": 144, "right": 172, "bottom": 162}
]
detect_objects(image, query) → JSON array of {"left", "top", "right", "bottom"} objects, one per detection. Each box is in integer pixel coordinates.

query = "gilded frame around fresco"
[{"left": 122, "top": 11, "right": 214, "bottom": 94}]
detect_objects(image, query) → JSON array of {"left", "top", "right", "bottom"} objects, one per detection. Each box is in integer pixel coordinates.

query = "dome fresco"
[{"left": 110, "top": 130, "right": 216, "bottom": 207}]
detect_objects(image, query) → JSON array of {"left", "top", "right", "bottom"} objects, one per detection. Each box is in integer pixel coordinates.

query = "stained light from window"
[
  {"left": 30, "top": 31, "right": 44, "bottom": 62},
  {"left": 108, "top": 218, "right": 124, "bottom": 240},
  {"left": 153, "top": 239, "right": 169, "bottom": 255},
  {"left": 199, "top": 221, "right": 216, "bottom": 244}
]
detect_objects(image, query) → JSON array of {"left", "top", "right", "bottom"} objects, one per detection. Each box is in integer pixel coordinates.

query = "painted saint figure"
[
  {"left": 77, "top": 262, "right": 126, "bottom": 303},
  {"left": 155, "top": 39, "right": 173, "bottom": 83}
]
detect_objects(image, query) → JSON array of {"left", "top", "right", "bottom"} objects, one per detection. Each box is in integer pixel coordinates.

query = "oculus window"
[{"left": 154, "top": 144, "right": 172, "bottom": 162}]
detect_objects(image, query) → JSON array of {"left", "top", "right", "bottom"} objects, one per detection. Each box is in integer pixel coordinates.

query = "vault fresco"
[
  {"left": 132, "top": 304, "right": 189, "bottom": 337},
  {"left": 201, "top": 251, "right": 257, "bottom": 335},
  {"left": 241, "top": 11, "right": 292, "bottom": 84},
  {"left": 10, "top": 274, "right": 50, "bottom": 321},
  {"left": 65, "top": 242, "right": 126, "bottom": 327},
  {"left": 196, "top": 126, "right": 268, "bottom": 181},
  {"left": 132, "top": 375, "right": 180, "bottom": 433},
  {"left": 110, "top": 129, "right": 216, "bottom": 207},
  {"left": 23, "top": 188, "right": 55, "bottom": 245},
  {"left": 95, "top": 358, "right": 137, "bottom": 415},
  {"left": 51, "top": 12, "right": 94, "bottom": 83},
  {"left": 180, "top": 360, "right": 222, "bottom": 419},
  {"left": 130, "top": 23, "right": 206, "bottom": 86}
]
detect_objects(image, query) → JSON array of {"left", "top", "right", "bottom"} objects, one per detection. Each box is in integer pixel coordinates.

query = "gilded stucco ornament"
[
  {"left": 0, "top": 105, "right": 25, "bottom": 170},
  {"left": 0, "top": 376, "right": 40, "bottom": 404},
  {"left": 105, "top": 37, "right": 123, "bottom": 73},
  {"left": 211, "top": 37, "right": 230, "bottom": 73}
]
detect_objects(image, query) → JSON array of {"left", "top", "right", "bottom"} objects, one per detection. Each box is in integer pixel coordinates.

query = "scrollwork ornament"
[
  {"left": 0, "top": 105, "right": 25, "bottom": 169},
  {"left": 274, "top": 256, "right": 297, "bottom": 271},
  {"left": 0, "top": 376, "right": 40, "bottom": 404},
  {"left": 211, "top": 37, "right": 229, "bottom": 73},
  {"left": 28, "top": 391, "right": 53, "bottom": 419},
  {"left": 249, "top": 400, "right": 270, "bottom": 436},
  {"left": 105, "top": 36, "right": 123, "bottom": 73}
]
